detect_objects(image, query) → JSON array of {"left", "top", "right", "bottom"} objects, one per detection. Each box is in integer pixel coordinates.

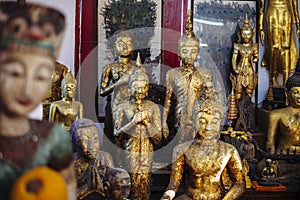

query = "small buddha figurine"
[
  {"left": 114, "top": 59, "right": 162, "bottom": 200},
  {"left": 266, "top": 59, "right": 300, "bottom": 154},
  {"left": 42, "top": 61, "right": 68, "bottom": 120},
  {"left": 71, "top": 118, "right": 114, "bottom": 200},
  {"left": 161, "top": 96, "right": 245, "bottom": 200},
  {"left": 103, "top": 167, "right": 131, "bottom": 200},
  {"left": 259, "top": 0, "right": 300, "bottom": 96},
  {"left": 232, "top": 13, "right": 258, "bottom": 101},
  {"left": 162, "top": 10, "right": 212, "bottom": 142},
  {"left": 49, "top": 71, "right": 83, "bottom": 132},
  {"left": 0, "top": 2, "right": 76, "bottom": 199}
]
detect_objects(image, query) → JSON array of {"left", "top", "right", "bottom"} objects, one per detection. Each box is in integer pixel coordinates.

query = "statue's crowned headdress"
[
  {"left": 0, "top": 2, "right": 66, "bottom": 58},
  {"left": 240, "top": 13, "right": 254, "bottom": 33}
]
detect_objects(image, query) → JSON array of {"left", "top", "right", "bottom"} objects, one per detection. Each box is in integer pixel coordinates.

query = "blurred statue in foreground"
[
  {"left": 161, "top": 97, "right": 245, "bottom": 200},
  {"left": 267, "top": 60, "right": 300, "bottom": 154},
  {"left": 103, "top": 167, "right": 131, "bottom": 200},
  {"left": 232, "top": 13, "right": 258, "bottom": 102},
  {"left": 49, "top": 71, "right": 83, "bottom": 132},
  {"left": 259, "top": 0, "right": 300, "bottom": 99},
  {"left": 114, "top": 61, "right": 162, "bottom": 200},
  {"left": 0, "top": 2, "right": 76, "bottom": 199},
  {"left": 42, "top": 61, "right": 68, "bottom": 119},
  {"left": 71, "top": 118, "right": 114, "bottom": 199},
  {"left": 162, "top": 10, "right": 212, "bottom": 142}
]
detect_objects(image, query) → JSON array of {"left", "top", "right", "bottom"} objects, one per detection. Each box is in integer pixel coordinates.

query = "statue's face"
[
  {"left": 287, "top": 86, "right": 300, "bottom": 108},
  {"left": 179, "top": 39, "right": 199, "bottom": 66},
  {"left": 130, "top": 79, "right": 149, "bottom": 102},
  {"left": 111, "top": 172, "right": 131, "bottom": 200},
  {"left": 115, "top": 36, "right": 133, "bottom": 57},
  {"left": 241, "top": 29, "right": 253, "bottom": 43},
  {"left": 196, "top": 109, "right": 221, "bottom": 141},
  {"left": 77, "top": 125, "right": 99, "bottom": 159},
  {"left": 0, "top": 52, "right": 54, "bottom": 117},
  {"left": 62, "top": 83, "right": 76, "bottom": 99}
]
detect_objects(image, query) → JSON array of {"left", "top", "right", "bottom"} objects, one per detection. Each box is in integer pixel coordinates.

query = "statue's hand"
[
  {"left": 160, "top": 195, "right": 171, "bottom": 200},
  {"left": 152, "top": 133, "right": 162, "bottom": 144},
  {"left": 162, "top": 123, "right": 169, "bottom": 139},
  {"left": 266, "top": 142, "right": 275, "bottom": 154},
  {"left": 133, "top": 111, "right": 144, "bottom": 124},
  {"left": 161, "top": 190, "right": 175, "bottom": 200},
  {"left": 260, "top": 30, "right": 265, "bottom": 46},
  {"left": 297, "top": 28, "right": 300, "bottom": 40}
]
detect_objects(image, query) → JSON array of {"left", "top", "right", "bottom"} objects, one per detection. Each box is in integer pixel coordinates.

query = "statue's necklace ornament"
[{"left": 0, "top": 123, "right": 38, "bottom": 171}]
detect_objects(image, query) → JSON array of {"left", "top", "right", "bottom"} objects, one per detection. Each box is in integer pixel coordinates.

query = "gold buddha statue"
[
  {"left": 100, "top": 15, "right": 137, "bottom": 121},
  {"left": 42, "top": 61, "right": 68, "bottom": 120},
  {"left": 232, "top": 13, "right": 258, "bottom": 101},
  {"left": 161, "top": 96, "right": 245, "bottom": 200},
  {"left": 71, "top": 118, "right": 114, "bottom": 200},
  {"left": 259, "top": 0, "right": 300, "bottom": 98},
  {"left": 266, "top": 60, "right": 300, "bottom": 154},
  {"left": 49, "top": 71, "right": 83, "bottom": 132},
  {"left": 162, "top": 10, "right": 213, "bottom": 142},
  {"left": 114, "top": 59, "right": 162, "bottom": 200}
]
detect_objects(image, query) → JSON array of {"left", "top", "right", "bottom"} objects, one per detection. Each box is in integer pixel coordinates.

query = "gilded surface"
[
  {"left": 232, "top": 14, "right": 258, "bottom": 101},
  {"left": 49, "top": 71, "right": 83, "bottom": 132},
  {"left": 259, "top": 0, "right": 300, "bottom": 90},
  {"left": 72, "top": 118, "right": 114, "bottom": 199},
  {"left": 163, "top": 11, "right": 212, "bottom": 142},
  {"left": 161, "top": 99, "right": 245, "bottom": 200},
  {"left": 100, "top": 34, "right": 136, "bottom": 121},
  {"left": 267, "top": 87, "right": 300, "bottom": 154},
  {"left": 114, "top": 66, "right": 162, "bottom": 200},
  {"left": 42, "top": 62, "right": 68, "bottom": 119}
]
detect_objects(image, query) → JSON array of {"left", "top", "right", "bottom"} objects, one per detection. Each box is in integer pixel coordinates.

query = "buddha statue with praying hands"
[
  {"left": 49, "top": 71, "right": 83, "bottom": 132},
  {"left": 162, "top": 10, "right": 213, "bottom": 142},
  {"left": 114, "top": 58, "right": 162, "bottom": 200},
  {"left": 266, "top": 59, "right": 300, "bottom": 154},
  {"left": 161, "top": 96, "right": 245, "bottom": 200}
]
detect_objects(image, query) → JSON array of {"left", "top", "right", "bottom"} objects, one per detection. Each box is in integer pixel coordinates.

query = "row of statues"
[{"left": 0, "top": 1, "right": 300, "bottom": 200}]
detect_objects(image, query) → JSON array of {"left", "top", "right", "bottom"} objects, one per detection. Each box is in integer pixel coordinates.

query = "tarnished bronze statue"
[
  {"left": 259, "top": 0, "right": 300, "bottom": 99},
  {"left": 49, "top": 71, "right": 83, "bottom": 132},
  {"left": 162, "top": 10, "right": 212, "bottom": 142},
  {"left": 267, "top": 60, "right": 300, "bottom": 154},
  {"left": 103, "top": 167, "right": 131, "bottom": 200},
  {"left": 161, "top": 97, "right": 245, "bottom": 200},
  {"left": 42, "top": 61, "right": 68, "bottom": 120},
  {"left": 114, "top": 62, "right": 162, "bottom": 200},
  {"left": 0, "top": 2, "right": 76, "bottom": 199},
  {"left": 232, "top": 13, "right": 258, "bottom": 101},
  {"left": 71, "top": 118, "right": 114, "bottom": 200}
]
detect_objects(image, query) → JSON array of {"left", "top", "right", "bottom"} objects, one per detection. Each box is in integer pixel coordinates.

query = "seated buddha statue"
[
  {"left": 70, "top": 118, "right": 114, "bottom": 200},
  {"left": 266, "top": 59, "right": 300, "bottom": 154},
  {"left": 49, "top": 71, "right": 83, "bottom": 132},
  {"left": 42, "top": 61, "right": 68, "bottom": 120},
  {"left": 161, "top": 95, "right": 245, "bottom": 200}
]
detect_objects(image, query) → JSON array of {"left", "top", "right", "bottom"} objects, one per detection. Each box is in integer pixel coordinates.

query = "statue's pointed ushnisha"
[{"left": 185, "top": 10, "right": 195, "bottom": 38}]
